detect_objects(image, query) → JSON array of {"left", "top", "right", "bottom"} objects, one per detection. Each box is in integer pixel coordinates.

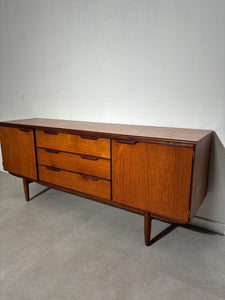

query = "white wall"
[{"left": 0, "top": 0, "right": 224, "bottom": 232}]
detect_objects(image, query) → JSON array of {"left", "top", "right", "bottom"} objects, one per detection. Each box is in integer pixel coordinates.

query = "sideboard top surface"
[{"left": 0, "top": 118, "right": 212, "bottom": 143}]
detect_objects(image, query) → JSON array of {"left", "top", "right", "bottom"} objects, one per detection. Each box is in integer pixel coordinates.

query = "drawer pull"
[
  {"left": 80, "top": 154, "right": 99, "bottom": 161},
  {"left": 115, "top": 139, "right": 137, "bottom": 145},
  {"left": 19, "top": 128, "right": 31, "bottom": 132},
  {"left": 44, "top": 149, "right": 60, "bottom": 154},
  {"left": 81, "top": 174, "right": 99, "bottom": 181},
  {"left": 43, "top": 130, "right": 58, "bottom": 135},
  {"left": 46, "top": 166, "right": 61, "bottom": 172},
  {"left": 79, "top": 135, "right": 99, "bottom": 140}
]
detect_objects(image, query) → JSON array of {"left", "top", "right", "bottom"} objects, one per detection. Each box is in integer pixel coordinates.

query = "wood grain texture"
[
  {"left": 38, "top": 165, "right": 111, "bottom": 200},
  {"left": 0, "top": 118, "right": 212, "bottom": 144},
  {"left": 35, "top": 130, "right": 110, "bottom": 159},
  {"left": 37, "top": 147, "right": 111, "bottom": 179},
  {"left": 189, "top": 134, "right": 212, "bottom": 220},
  {"left": 112, "top": 140, "right": 193, "bottom": 222},
  {"left": 0, "top": 127, "right": 37, "bottom": 179}
]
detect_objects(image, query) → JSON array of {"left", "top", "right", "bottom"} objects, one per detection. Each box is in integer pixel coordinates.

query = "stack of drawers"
[{"left": 35, "top": 130, "right": 111, "bottom": 200}]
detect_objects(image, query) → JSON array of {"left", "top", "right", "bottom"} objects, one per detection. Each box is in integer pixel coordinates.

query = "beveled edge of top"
[{"left": 0, "top": 118, "right": 212, "bottom": 144}]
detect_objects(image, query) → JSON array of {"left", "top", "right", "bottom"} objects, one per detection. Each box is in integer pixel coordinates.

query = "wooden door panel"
[
  {"left": 0, "top": 127, "right": 37, "bottom": 179},
  {"left": 112, "top": 140, "right": 193, "bottom": 222}
]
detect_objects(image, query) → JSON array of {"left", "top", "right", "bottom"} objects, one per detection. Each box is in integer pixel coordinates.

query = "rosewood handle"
[
  {"left": 79, "top": 135, "right": 99, "bottom": 140},
  {"left": 43, "top": 130, "right": 58, "bottom": 135},
  {"left": 81, "top": 174, "right": 99, "bottom": 181},
  {"left": 46, "top": 166, "right": 61, "bottom": 172},
  {"left": 44, "top": 149, "right": 60, "bottom": 154},
  {"left": 115, "top": 139, "right": 137, "bottom": 145},
  {"left": 80, "top": 154, "right": 99, "bottom": 161},
  {"left": 19, "top": 128, "right": 31, "bottom": 132}
]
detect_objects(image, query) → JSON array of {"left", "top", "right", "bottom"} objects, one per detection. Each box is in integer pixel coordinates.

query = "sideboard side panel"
[
  {"left": 112, "top": 140, "right": 193, "bottom": 222},
  {"left": 190, "top": 133, "right": 212, "bottom": 220},
  {"left": 0, "top": 126, "right": 37, "bottom": 180}
]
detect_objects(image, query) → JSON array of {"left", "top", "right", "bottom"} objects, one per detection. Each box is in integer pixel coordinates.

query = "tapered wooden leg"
[
  {"left": 23, "top": 178, "right": 30, "bottom": 201},
  {"left": 144, "top": 211, "right": 152, "bottom": 246}
]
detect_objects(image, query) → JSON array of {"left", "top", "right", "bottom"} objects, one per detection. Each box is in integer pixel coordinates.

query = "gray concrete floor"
[{"left": 0, "top": 171, "right": 225, "bottom": 300}]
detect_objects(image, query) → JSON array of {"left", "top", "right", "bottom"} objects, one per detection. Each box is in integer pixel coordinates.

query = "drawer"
[
  {"left": 37, "top": 148, "right": 111, "bottom": 179},
  {"left": 38, "top": 165, "right": 111, "bottom": 200},
  {"left": 35, "top": 130, "right": 110, "bottom": 159}
]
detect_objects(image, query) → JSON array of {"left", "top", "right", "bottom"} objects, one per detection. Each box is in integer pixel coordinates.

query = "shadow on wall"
[{"left": 196, "top": 132, "right": 225, "bottom": 224}]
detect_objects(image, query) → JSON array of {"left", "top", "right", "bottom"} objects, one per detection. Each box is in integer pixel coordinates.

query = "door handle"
[
  {"left": 44, "top": 149, "right": 60, "bottom": 154},
  {"left": 81, "top": 174, "right": 99, "bottom": 181},
  {"left": 115, "top": 139, "right": 137, "bottom": 145},
  {"left": 79, "top": 135, "right": 99, "bottom": 140},
  {"left": 80, "top": 154, "right": 99, "bottom": 161},
  {"left": 19, "top": 128, "right": 31, "bottom": 132},
  {"left": 46, "top": 166, "right": 61, "bottom": 172},
  {"left": 43, "top": 130, "right": 58, "bottom": 135}
]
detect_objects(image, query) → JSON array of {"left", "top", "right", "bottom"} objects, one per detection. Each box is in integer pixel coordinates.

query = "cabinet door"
[
  {"left": 0, "top": 126, "right": 37, "bottom": 180},
  {"left": 112, "top": 140, "right": 193, "bottom": 222}
]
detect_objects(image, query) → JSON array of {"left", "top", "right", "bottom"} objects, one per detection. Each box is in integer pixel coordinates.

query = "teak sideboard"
[{"left": 0, "top": 118, "right": 212, "bottom": 246}]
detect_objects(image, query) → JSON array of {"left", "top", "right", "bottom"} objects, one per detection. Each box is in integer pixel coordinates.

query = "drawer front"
[
  {"left": 37, "top": 148, "right": 111, "bottom": 179},
  {"left": 38, "top": 165, "right": 111, "bottom": 200},
  {"left": 35, "top": 130, "right": 110, "bottom": 159}
]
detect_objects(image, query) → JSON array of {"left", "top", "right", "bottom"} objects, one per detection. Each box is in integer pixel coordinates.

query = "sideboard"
[{"left": 0, "top": 118, "right": 212, "bottom": 246}]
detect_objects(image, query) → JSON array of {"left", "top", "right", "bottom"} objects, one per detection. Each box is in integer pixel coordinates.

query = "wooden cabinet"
[
  {"left": 112, "top": 140, "right": 193, "bottom": 223},
  {"left": 0, "top": 118, "right": 212, "bottom": 246},
  {"left": 0, "top": 126, "right": 37, "bottom": 180}
]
